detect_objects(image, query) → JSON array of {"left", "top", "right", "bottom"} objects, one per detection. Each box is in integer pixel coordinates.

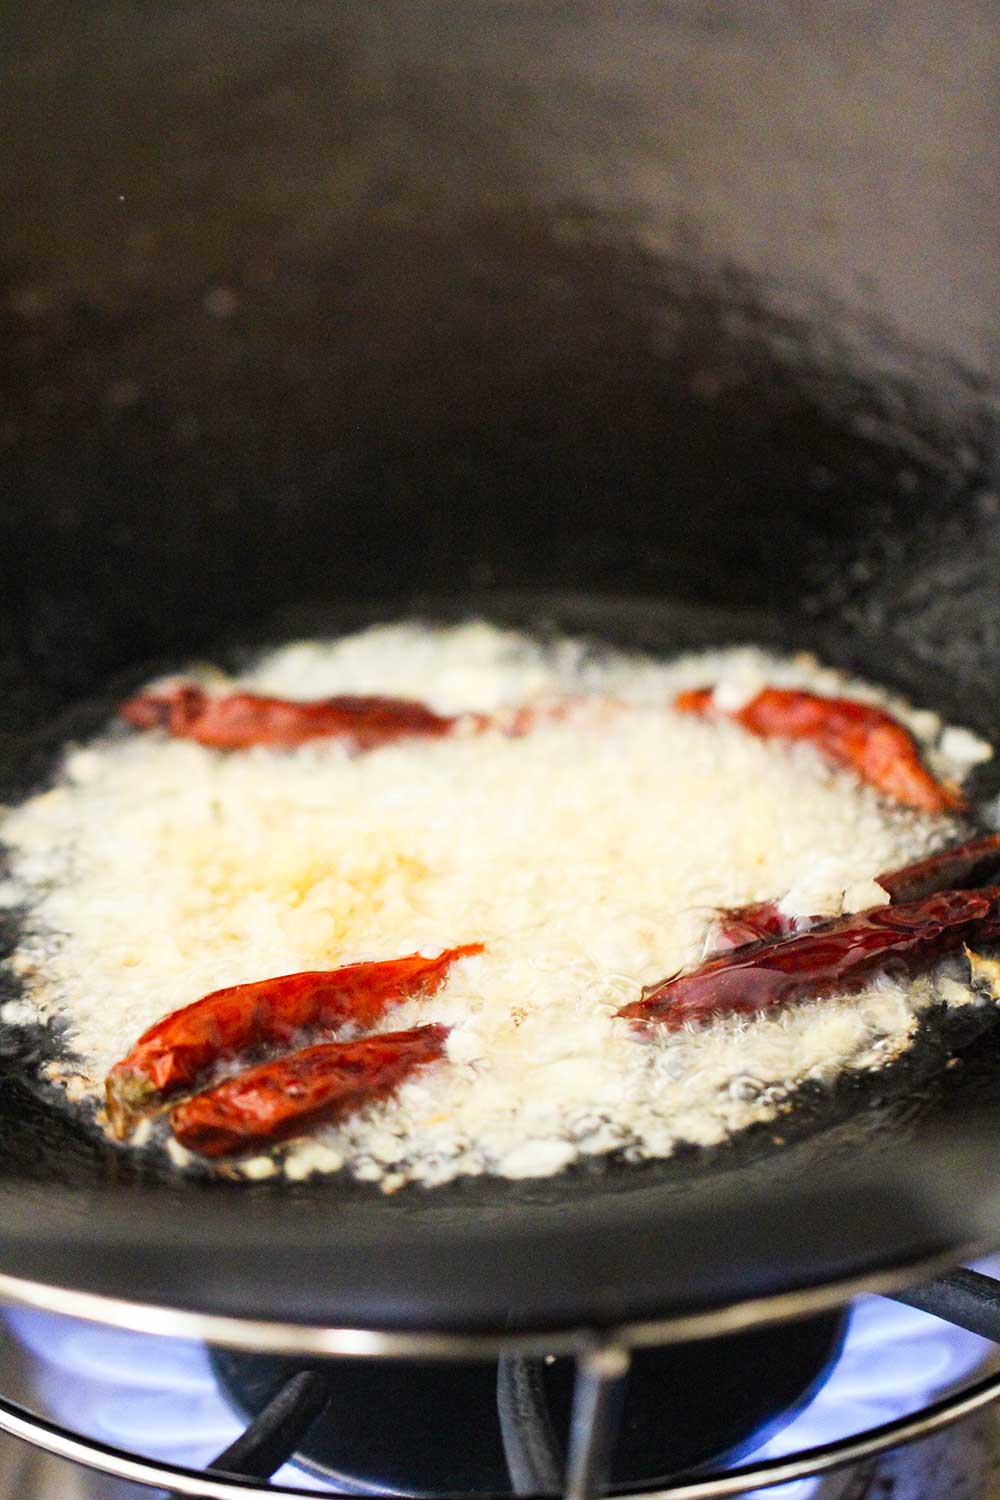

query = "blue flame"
[
  {"left": 4, "top": 1258, "right": 1000, "bottom": 1496},
  {"left": 742, "top": 1255, "right": 1000, "bottom": 1500}
]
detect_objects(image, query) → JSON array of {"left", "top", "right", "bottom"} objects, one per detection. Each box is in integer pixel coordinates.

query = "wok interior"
[
  {"left": 3, "top": 6, "right": 999, "bottom": 746},
  {"left": 3, "top": 216, "right": 1000, "bottom": 1203},
  {"left": 4, "top": 308, "right": 1000, "bottom": 745}
]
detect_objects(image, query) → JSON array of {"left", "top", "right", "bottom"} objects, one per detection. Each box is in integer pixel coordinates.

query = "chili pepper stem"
[{"left": 104, "top": 1072, "right": 156, "bottom": 1139}]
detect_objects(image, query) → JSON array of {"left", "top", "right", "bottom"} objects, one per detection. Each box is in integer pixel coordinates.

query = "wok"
[{"left": 1, "top": 0, "right": 999, "bottom": 1345}]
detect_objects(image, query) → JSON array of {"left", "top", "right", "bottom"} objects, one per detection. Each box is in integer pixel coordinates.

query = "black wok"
[{"left": 1, "top": 0, "right": 999, "bottom": 1341}]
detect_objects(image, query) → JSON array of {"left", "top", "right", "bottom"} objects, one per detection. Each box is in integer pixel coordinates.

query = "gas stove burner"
[
  {"left": 4, "top": 1268, "right": 1000, "bottom": 1499},
  {"left": 211, "top": 1312, "right": 844, "bottom": 1495}
]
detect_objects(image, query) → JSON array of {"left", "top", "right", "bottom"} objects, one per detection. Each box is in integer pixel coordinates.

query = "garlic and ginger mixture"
[{"left": 0, "top": 622, "right": 993, "bottom": 1186}]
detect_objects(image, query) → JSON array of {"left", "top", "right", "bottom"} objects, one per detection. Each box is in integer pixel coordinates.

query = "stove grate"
[{"left": 4, "top": 1265, "right": 1000, "bottom": 1500}]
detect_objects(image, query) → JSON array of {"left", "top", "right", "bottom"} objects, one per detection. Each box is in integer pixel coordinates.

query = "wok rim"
[{"left": 0, "top": 1240, "right": 983, "bottom": 1357}]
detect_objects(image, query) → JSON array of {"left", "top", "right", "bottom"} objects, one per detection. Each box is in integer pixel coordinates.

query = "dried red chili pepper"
[
  {"left": 710, "top": 835, "right": 1000, "bottom": 954},
  {"left": 876, "top": 833, "right": 1000, "bottom": 904},
  {"left": 105, "top": 944, "right": 482, "bottom": 1137},
  {"left": 119, "top": 682, "right": 613, "bottom": 751},
  {"left": 709, "top": 900, "right": 814, "bottom": 954},
  {"left": 120, "top": 684, "right": 464, "bottom": 750},
  {"left": 619, "top": 888, "right": 1000, "bottom": 1029},
  {"left": 674, "top": 686, "right": 966, "bottom": 814},
  {"left": 170, "top": 1022, "right": 449, "bottom": 1158}
]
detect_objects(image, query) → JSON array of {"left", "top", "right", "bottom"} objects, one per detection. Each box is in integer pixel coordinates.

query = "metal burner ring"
[{"left": 0, "top": 1353, "right": 998, "bottom": 1499}]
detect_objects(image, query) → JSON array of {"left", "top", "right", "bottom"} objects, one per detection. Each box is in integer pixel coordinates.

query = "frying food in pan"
[
  {"left": 105, "top": 945, "right": 482, "bottom": 1138},
  {"left": 0, "top": 621, "right": 994, "bottom": 1187}
]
